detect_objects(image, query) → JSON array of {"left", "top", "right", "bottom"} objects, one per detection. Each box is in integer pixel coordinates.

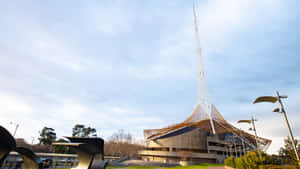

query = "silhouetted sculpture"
[
  {"left": 0, "top": 126, "right": 16, "bottom": 166},
  {"left": 0, "top": 126, "right": 43, "bottom": 169},
  {"left": 53, "top": 137, "right": 107, "bottom": 169}
]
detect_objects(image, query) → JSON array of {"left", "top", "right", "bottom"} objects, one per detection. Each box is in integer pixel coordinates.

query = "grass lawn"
[
  {"left": 107, "top": 163, "right": 224, "bottom": 169},
  {"left": 49, "top": 163, "right": 224, "bottom": 169}
]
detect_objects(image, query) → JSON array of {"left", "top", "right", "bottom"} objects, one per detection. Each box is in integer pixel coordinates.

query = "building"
[{"left": 138, "top": 6, "right": 271, "bottom": 164}]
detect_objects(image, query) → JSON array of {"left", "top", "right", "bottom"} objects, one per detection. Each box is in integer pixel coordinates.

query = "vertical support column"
[
  {"left": 276, "top": 91, "right": 300, "bottom": 163},
  {"left": 227, "top": 146, "right": 229, "bottom": 157}
]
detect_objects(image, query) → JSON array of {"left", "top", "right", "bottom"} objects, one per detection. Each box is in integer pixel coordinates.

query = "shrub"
[
  {"left": 259, "top": 165, "right": 298, "bottom": 169},
  {"left": 236, "top": 151, "right": 274, "bottom": 169},
  {"left": 226, "top": 151, "right": 275, "bottom": 169},
  {"left": 235, "top": 157, "right": 247, "bottom": 169},
  {"left": 224, "top": 156, "right": 235, "bottom": 168}
]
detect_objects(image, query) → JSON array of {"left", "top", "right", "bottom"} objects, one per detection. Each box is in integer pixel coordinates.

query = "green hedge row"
[
  {"left": 224, "top": 151, "right": 299, "bottom": 169},
  {"left": 259, "top": 165, "right": 299, "bottom": 169}
]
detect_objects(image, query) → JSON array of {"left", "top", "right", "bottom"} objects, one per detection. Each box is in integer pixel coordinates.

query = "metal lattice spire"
[
  {"left": 184, "top": 4, "right": 218, "bottom": 133},
  {"left": 143, "top": 6, "right": 272, "bottom": 151}
]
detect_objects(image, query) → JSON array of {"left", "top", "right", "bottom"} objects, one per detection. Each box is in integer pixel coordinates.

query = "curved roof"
[{"left": 144, "top": 104, "right": 271, "bottom": 151}]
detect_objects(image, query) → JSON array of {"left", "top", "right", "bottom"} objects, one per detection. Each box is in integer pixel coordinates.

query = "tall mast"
[
  {"left": 193, "top": 4, "right": 202, "bottom": 103},
  {"left": 193, "top": 4, "right": 216, "bottom": 134}
]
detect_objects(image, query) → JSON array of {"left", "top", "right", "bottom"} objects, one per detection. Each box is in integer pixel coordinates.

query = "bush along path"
[{"left": 224, "top": 151, "right": 300, "bottom": 169}]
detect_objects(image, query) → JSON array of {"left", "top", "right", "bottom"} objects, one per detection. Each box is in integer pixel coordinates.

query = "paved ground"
[
  {"left": 210, "top": 167, "right": 234, "bottom": 169},
  {"left": 109, "top": 159, "right": 178, "bottom": 167}
]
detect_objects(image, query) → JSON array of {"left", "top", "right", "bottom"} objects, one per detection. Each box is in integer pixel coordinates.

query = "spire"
[
  {"left": 193, "top": 3, "right": 202, "bottom": 103},
  {"left": 193, "top": 4, "right": 216, "bottom": 134}
]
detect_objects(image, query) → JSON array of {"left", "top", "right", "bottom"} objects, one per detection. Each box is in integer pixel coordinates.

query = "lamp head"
[
  {"left": 273, "top": 107, "right": 281, "bottom": 113},
  {"left": 238, "top": 120, "right": 251, "bottom": 124},
  {"left": 253, "top": 96, "right": 278, "bottom": 104},
  {"left": 279, "top": 95, "right": 288, "bottom": 99}
]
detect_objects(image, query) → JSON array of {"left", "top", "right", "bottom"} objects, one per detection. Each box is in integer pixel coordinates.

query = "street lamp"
[
  {"left": 253, "top": 91, "right": 299, "bottom": 163},
  {"left": 31, "top": 137, "right": 35, "bottom": 144},
  {"left": 237, "top": 118, "right": 262, "bottom": 159},
  {"left": 10, "top": 122, "right": 19, "bottom": 137},
  {"left": 237, "top": 117, "right": 259, "bottom": 151},
  {"left": 238, "top": 128, "right": 247, "bottom": 155}
]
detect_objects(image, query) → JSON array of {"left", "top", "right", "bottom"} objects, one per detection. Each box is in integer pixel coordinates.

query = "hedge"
[
  {"left": 259, "top": 165, "right": 299, "bottom": 169},
  {"left": 224, "top": 151, "right": 299, "bottom": 169},
  {"left": 224, "top": 156, "right": 235, "bottom": 168}
]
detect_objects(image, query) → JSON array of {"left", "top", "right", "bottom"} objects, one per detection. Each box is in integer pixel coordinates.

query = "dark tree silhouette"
[
  {"left": 279, "top": 136, "right": 300, "bottom": 165},
  {"left": 53, "top": 138, "right": 76, "bottom": 154},
  {"left": 38, "top": 127, "right": 57, "bottom": 145},
  {"left": 72, "top": 124, "right": 97, "bottom": 137}
]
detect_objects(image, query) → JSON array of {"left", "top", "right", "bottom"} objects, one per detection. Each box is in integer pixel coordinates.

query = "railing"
[
  {"left": 138, "top": 150, "right": 217, "bottom": 159},
  {"left": 2, "top": 160, "right": 78, "bottom": 169},
  {"left": 2, "top": 154, "right": 121, "bottom": 169}
]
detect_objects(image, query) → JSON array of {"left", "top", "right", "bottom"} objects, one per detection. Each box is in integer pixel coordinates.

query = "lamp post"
[
  {"left": 253, "top": 91, "right": 299, "bottom": 163},
  {"left": 239, "top": 128, "right": 246, "bottom": 155},
  {"left": 237, "top": 117, "right": 262, "bottom": 160},
  {"left": 237, "top": 118, "right": 259, "bottom": 151},
  {"left": 231, "top": 135, "right": 237, "bottom": 158},
  {"left": 31, "top": 137, "right": 35, "bottom": 144},
  {"left": 9, "top": 122, "right": 19, "bottom": 167},
  {"left": 10, "top": 122, "right": 19, "bottom": 137}
]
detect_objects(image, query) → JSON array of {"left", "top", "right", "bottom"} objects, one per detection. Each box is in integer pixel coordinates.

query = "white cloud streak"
[{"left": 0, "top": 0, "right": 298, "bottom": 155}]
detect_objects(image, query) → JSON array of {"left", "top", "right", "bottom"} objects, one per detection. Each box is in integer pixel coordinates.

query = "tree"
[
  {"left": 72, "top": 124, "right": 97, "bottom": 137},
  {"left": 105, "top": 130, "right": 143, "bottom": 157},
  {"left": 224, "top": 151, "right": 274, "bottom": 169},
  {"left": 53, "top": 138, "right": 75, "bottom": 154},
  {"left": 279, "top": 137, "right": 300, "bottom": 164},
  {"left": 109, "top": 129, "right": 132, "bottom": 143},
  {"left": 38, "top": 127, "right": 56, "bottom": 145}
]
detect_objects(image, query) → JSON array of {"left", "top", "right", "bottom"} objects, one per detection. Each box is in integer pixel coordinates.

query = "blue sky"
[{"left": 0, "top": 0, "right": 300, "bottom": 154}]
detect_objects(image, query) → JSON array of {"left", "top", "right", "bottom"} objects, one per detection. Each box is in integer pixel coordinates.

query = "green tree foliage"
[
  {"left": 225, "top": 151, "right": 275, "bottom": 169},
  {"left": 38, "top": 127, "right": 56, "bottom": 145},
  {"left": 235, "top": 157, "right": 246, "bottom": 169},
  {"left": 224, "top": 156, "right": 235, "bottom": 168},
  {"left": 279, "top": 137, "right": 300, "bottom": 165},
  {"left": 72, "top": 124, "right": 97, "bottom": 137},
  {"left": 238, "top": 151, "right": 274, "bottom": 169},
  {"left": 53, "top": 138, "right": 75, "bottom": 154},
  {"left": 259, "top": 165, "right": 299, "bottom": 169}
]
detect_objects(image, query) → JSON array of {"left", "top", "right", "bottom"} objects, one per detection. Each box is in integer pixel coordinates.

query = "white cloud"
[
  {"left": 0, "top": 9, "right": 91, "bottom": 72},
  {"left": 0, "top": 91, "right": 40, "bottom": 143},
  {"left": 197, "top": 0, "right": 284, "bottom": 45},
  {"left": 0, "top": 0, "right": 298, "bottom": 155},
  {"left": 0, "top": 92, "right": 34, "bottom": 116},
  {"left": 85, "top": 2, "right": 133, "bottom": 36},
  {"left": 0, "top": 92, "right": 164, "bottom": 143},
  {"left": 127, "top": 64, "right": 193, "bottom": 80},
  {"left": 22, "top": 29, "right": 88, "bottom": 72},
  {"left": 125, "top": 0, "right": 285, "bottom": 80}
]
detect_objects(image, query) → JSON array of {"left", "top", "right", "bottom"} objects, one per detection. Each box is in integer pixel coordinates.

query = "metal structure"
[
  {"left": 0, "top": 126, "right": 16, "bottom": 167},
  {"left": 139, "top": 5, "right": 271, "bottom": 164},
  {"left": 0, "top": 125, "right": 43, "bottom": 169},
  {"left": 253, "top": 91, "right": 300, "bottom": 164},
  {"left": 9, "top": 122, "right": 19, "bottom": 137},
  {"left": 14, "top": 147, "right": 42, "bottom": 169},
  {"left": 53, "top": 137, "right": 107, "bottom": 169},
  {"left": 237, "top": 118, "right": 263, "bottom": 160},
  {"left": 237, "top": 117, "right": 259, "bottom": 150}
]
